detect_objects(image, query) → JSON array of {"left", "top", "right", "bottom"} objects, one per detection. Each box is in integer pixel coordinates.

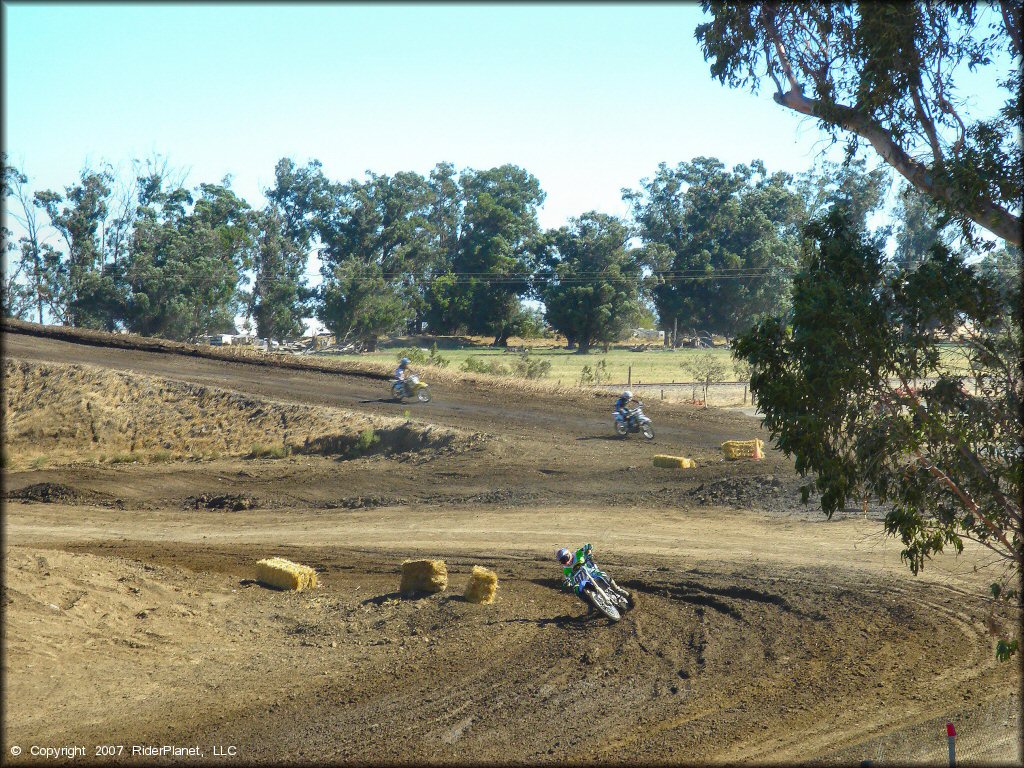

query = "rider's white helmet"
[
  {"left": 622, "top": 390, "right": 632, "bottom": 399},
  {"left": 555, "top": 547, "right": 572, "bottom": 565}
]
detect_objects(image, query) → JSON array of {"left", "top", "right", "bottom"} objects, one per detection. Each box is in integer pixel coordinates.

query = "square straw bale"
[
  {"left": 256, "top": 557, "right": 318, "bottom": 591},
  {"left": 653, "top": 454, "right": 696, "bottom": 469},
  {"left": 721, "top": 439, "right": 765, "bottom": 460},
  {"left": 400, "top": 559, "right": 448, "bottom": 595},
  {"left": 464, "top": 566, "right": 498, "bottom": 604}
]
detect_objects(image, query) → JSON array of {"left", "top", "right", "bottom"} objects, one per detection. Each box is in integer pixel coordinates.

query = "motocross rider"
[
  {"left": 614, "top": 390, "right": 639, "bottom": 427},
  {"left": 556, "top": 543, "right": 623, "bottom": 606},
  {"left": 394, "top": 357, "right": 413, "bottom": 394}
]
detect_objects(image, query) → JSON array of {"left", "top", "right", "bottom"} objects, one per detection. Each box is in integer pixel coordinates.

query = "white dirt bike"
[
  {"left": 391, "top": 374, "right": 431, "bottom": 403},
  {"left": 615, "top": 403, "right": 654, "bottom": 439}
]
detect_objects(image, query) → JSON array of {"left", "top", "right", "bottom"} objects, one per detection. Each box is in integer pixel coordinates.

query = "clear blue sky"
[
  {"left": 5, "top": 1, "right": 855, "bottom": 232},
  {"left": 3, "top": 0, "right": 1012, "bottom": 300}
]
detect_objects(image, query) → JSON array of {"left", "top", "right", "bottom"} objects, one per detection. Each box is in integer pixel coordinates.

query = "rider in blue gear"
[
  {"left": 614, "top": 390, "right": 638, "bottom": 427},
  {"left": 556, "top": 544, "right": 622, "bottom": 610},
  {"left": 394, "top": 357, "right": 413, "bottom": 395},
  {"left": 395, "top": 357, "right": 411, "bottom": 382}
]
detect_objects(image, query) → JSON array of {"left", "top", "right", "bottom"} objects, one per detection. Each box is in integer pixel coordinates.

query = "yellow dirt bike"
[{"left": 391, "top": 374, "right": 431, "bottom": 403}]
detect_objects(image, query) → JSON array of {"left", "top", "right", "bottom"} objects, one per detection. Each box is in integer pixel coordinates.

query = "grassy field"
[
  {"left": 358, "top": 340, "right": 741, "bottom": 388},
  {"left": 350, "top": 336, "right": 975, "bottom": 386}
]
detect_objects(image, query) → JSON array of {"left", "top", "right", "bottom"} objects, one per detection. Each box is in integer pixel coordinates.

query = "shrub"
[
  {"left": 346, "top": 428, "right": 380, "bottom": 458},
  {"left": 461, "top": 355, "right": 510, "bottom": 376},
  {"left": 512, "top": 350, "right": 551, "bottom": 379},
  {"left": 398, "top": 344, "right": 449, "bottom": 368},
  {"left": 428, "top": 342, "right": 450, "bottom": 368},
  {"left": 248, "top": 443, "right": 289, "bottom": 459},
  {"left": 397, "top": 348, "right": 428, "bottom": 365}
]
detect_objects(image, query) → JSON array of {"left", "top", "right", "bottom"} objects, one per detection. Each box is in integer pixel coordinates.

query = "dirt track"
[{"left": 3, "top": 327, "right": 1021, "bottom": 765}]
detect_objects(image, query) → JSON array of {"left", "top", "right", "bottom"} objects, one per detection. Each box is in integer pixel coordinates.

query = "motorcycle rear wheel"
[
  {"left": 611, "top": 586, "right": 635, "bottom": 611},
  {"left": 614, "top": 421, "right": 628, "bottom": 437}
]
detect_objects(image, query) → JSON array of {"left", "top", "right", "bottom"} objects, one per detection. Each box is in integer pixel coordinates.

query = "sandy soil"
[{"left": 2, "top": 327, "right": 1020, "bottom": 766}]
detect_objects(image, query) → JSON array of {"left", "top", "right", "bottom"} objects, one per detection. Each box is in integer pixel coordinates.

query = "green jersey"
[{"left": 561, "top": 544, "right": 592, "bottom": 589}]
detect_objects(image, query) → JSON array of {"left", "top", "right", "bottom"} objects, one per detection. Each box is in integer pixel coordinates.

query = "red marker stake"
[{"left": 946, "top": 722, "right": 956, "bottom": 767}]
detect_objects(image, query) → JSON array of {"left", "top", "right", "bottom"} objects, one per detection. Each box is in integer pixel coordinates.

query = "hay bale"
[
  {"left": 464, "top": 566, "right": 498, "bottom": 604},
  {"left": 400, "top": 559, "right": 447, "bottom": 595},
  {"left": 653, "top": 454, "right": 696, "bottom": 469},
  {"left": 721, "top": 439, "right": 764, "bottom": 460},
  {"left": 256, "top": 557, "right": 318, "bottom": 591}
]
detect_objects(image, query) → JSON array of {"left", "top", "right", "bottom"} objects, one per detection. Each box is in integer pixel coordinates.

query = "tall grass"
[{"left": 247, "top": 443, "right": 290, "bottom": 460}]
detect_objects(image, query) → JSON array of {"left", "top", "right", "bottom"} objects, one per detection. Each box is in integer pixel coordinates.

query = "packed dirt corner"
[{"left": 2, "top": 321, "right": 1020, "bottom": 766}]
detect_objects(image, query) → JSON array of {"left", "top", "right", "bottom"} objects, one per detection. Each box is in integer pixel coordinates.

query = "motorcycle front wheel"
[
  {"left": 642, "top": 423, "right": 654, "bottom": 440},
  {"left": 416, "top": 387, "right": 431, "bottom": 403},
  {"left": 585, "top": 587, "right": 621, "bottom": 622}
]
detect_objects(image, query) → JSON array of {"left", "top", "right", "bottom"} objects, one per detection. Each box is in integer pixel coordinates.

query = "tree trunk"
[
  {"left": 363, "top": 336, "right": 378, "bottom": 353},
  {"left": 576, "top": 338, "right": 591, "bottom": 354},
  {"left": 493, "top": 330, "right": 509, "bottom": 347},
  {"left": 566, "top": 335, "right": 577, "bottom": 350}
]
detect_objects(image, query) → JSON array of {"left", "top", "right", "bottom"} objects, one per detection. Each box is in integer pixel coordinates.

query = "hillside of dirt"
[
  {"left": 2, "top": 324, "right": 1021, "bottom": 766},
  {"left": 3, "top": 359, "right": 478, "bottom": 470}
]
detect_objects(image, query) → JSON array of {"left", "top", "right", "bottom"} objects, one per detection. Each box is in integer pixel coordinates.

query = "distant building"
[
  {"left": 632, "top": 329, "right": 665, "bottom": 341},
  {"left": 198, "top": 334, "right": 234, "bottom": 346}
]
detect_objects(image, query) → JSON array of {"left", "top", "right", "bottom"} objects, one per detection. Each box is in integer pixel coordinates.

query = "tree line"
[{"left": 0, "top": 152, "right": 994, "bottom": 352}]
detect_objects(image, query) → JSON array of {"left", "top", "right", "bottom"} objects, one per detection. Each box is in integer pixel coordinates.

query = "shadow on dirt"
[
  {"left": 495, "top": 614, "right": 598, "bottom": 632},
  {"left": 620, "top": 578, "right": 824, "bottom": 621},
  {"left": 524, "top": 577, "right": 626, "bottom": 629},
  {"left": 360, "top": 590, "right": 437, "bottom": 605},
  {"left": 575, "top": 435, "right": 625, "bottom": 442}
]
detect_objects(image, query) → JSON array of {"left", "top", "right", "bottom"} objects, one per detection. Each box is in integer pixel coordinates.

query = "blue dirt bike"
[{"left": 569, "top": 561, "right": 634, "bottom": 622}]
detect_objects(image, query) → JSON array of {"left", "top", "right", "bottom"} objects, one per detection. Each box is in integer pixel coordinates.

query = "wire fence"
[
  {"left": 826, "top": 692, "right": 1021, "bottom": 766},
  {"left": 596, "top": 381, "right": 756, "bottom": 408}
]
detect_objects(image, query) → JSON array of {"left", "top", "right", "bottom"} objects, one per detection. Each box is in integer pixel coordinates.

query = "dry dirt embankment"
[{"left": 2, "top": 359, "right": 482, "bottom": 470}]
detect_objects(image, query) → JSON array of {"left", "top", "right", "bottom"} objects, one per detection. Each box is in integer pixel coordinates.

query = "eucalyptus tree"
[
  {"left": 2, "top": 157, "right": 63, "bottom": 323},
  {"left": 625, "top": 157, "right": 803, "bottom": 339},
  {"left": 318, "top": 257, "right": 405, "bottom": 351},
  {"left": 425, "top": 164, "right": 546, "bottom": 345},
  {"left": 893, "top": 184, "right": 954, "bottom": 273},
  {"left": 122, "top": 177, "right": 255, "bottom": 339},
  {"left": 696, "top": 2, "right": 1022, "bottom": 245},
  {"left": 734, "top": 206, "right": 1022, "bottom": 656},
  {"left": 315, "top": 169, "right": 433, "bottom": 347},
  {"left": 538, "top": 212, "right": 644, "bottom": 354},
  {"left": 34, "top": 167, "right": 125, "bottom": 328},
  {"left": 249, "top": 158, "right": 328, "bottom": 342},
  {"left": 795, "top": 157, "right": 891, "bottom": 240}
]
